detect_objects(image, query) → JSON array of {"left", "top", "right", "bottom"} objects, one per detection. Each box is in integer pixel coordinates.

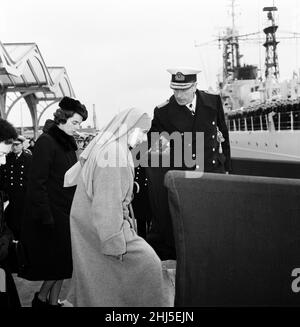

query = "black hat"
[
  {"left": 0, "top": 118, "right": 17, "bottom": 142},
  {"left": 15, "top": 135, "right": 26, "bottom": 143},
  {"left": 59, "top": 97, "right": 88, "bottom": 121}
]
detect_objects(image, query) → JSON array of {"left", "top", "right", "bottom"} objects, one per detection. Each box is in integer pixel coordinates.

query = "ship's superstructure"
[{"left": 215, "top": 2, "right": 300, "bottom": 161}]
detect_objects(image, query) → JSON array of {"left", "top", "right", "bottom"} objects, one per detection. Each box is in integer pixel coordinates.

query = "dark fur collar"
[{"left": 46, "top": 123, "right": 77, "bottom": 152}]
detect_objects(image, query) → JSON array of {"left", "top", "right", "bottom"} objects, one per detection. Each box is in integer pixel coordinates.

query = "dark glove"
[{"left": 0, "top": 235, "right": 10, "bottom": 261}]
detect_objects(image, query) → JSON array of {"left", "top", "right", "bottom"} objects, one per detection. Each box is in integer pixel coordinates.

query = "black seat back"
[{"left": 165, "top": 171, "right": 300, "bottom": 306}]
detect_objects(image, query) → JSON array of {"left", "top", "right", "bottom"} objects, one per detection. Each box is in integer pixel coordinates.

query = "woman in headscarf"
[{"left": 65, "top": 108, "right": 164, "bottom": 307}]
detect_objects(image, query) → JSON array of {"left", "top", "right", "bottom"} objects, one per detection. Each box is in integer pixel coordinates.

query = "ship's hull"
[{"left": 229, "top": 130, "right": 300, "bottom": 162}]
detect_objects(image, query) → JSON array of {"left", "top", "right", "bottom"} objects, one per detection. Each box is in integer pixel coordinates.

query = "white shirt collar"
[
  {"left": 186, "top": 95, "right": 197, "bottom": 113},
  {"left": 16, "top": 151, "right": 22, "bottom": 158}
]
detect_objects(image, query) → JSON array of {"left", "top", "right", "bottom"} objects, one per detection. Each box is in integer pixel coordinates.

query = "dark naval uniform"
[
  {"left": 1, "top": 151, "right": 32, "bottom": 240},
  {"left": 0, "top": 185, "right": 21, "bottom": 307},
  {"left": 132, "top": 165, "right": 152, "bottom": 239},
  {"left": 146, "top": 89, "right": 231, "bottom": 260},
  {"left": 149, "top": 89, "right": 231, "bottom": 173}
]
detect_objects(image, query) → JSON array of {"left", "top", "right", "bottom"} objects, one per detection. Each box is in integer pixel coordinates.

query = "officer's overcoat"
[
  {"left": 145, "top": 90, "right": 231, "bottom": 260},
  {"left": 149, "top": 89, "right": 231, "bottom": 172},
  {"left": 1, "top": 151, "right": 32, "bottom": 239}
]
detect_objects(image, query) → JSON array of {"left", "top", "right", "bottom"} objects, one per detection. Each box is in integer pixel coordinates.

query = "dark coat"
[
  {"left": 0, "top": 190, "right": 12, "bottom": 262},
  {"left": 131, "top": 165, "right": 152, "bottom": 239},
  {"left": 149, "top": 90, "right": 231, "bottom": 173},
  {"left": 144, "top": 90, "right": 231, "bottom": 260},
  {"left": 19, "top": 124, "right": 77, "bottom": 281},
  {"left": 0, "top": 186, "right": 21, "bottom": 307},
  {"left": 0, "top": 151, "right": 32, "bottom": 239}
]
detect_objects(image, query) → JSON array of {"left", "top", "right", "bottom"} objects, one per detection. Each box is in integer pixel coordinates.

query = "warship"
[{"left": 199, "top": 2, "right": 300, "bottom": 162}]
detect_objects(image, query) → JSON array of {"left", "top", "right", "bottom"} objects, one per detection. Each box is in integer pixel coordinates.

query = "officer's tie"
[{"left": 187, "top": 103, "right": 195, "bottom": 115}]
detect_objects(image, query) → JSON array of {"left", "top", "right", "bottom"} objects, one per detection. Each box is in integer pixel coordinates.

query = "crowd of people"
[
  {"left": 227, "top": 98, "right": 300, "bottom": 132},
  {"left": 0, "top": 67, "right": 231, "bottom": 307},
  {"left": 227, "top": 98, "right": 300, "bottom": 119}
]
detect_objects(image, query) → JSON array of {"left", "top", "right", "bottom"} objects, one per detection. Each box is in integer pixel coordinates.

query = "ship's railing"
[{"left": 227, "top": 109, "right": 300, "bottom": 132}]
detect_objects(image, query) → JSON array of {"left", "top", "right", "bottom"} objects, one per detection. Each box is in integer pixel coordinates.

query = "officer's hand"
[
  {"left": 160, "top": 135, "right": 169, "bottom": 148},
  {"left": 152, "top": 135, "right": 169, "bottom": 152},
  {"left": 159, "top": 136, "right": 171, "bottom": 154},
  {"left": 160, "top": 135, "right": 169, "bottom": 146}
]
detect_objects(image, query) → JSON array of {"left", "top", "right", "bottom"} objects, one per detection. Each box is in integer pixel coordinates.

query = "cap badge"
[{"left": 174, "top": 72, "right": 185, "bottom": 82}]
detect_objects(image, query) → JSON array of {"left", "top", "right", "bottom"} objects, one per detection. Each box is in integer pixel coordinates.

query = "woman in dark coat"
[{"left": 19, "top": 97, "right": 88, "bottom": 307}]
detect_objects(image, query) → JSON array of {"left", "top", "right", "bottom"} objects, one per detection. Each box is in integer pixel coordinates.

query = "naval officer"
[
  {"left": 145, "top": 67, "right": 231, "bottom": 260},
  {"left": 149, "top": 67, "right": 231, "bottom": 173},
  {"left": 1, "top": 135, "right": 32, "bottom": 241}
]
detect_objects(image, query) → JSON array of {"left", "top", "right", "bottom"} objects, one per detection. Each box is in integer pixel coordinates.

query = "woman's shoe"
[
  {"left": 57, "top": 300, "right": 64, "bottom": 307},
  {"left": 31, "top": 292, "right": 49, "bottom": 308},
  {"left": 46, "top": 299, "right": 64, "bottom": 307}
]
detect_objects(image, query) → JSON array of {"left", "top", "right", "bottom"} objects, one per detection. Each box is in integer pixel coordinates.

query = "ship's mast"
[
  {"left": 231, "top": 0, "right": 237, "bottom": 34},
  {"left": 222, "top": 0, "right": 242, "bottom": 82},
  {"left": 92, "top": 103, "right": 97, "bottom": 130},
  {"left": 263, "top": 6, "right": 280, "bottom": 80}
]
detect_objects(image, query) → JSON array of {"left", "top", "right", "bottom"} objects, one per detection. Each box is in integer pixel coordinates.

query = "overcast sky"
[{"left": 1, "top": 0, "right": 300, "bottom": 128}]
